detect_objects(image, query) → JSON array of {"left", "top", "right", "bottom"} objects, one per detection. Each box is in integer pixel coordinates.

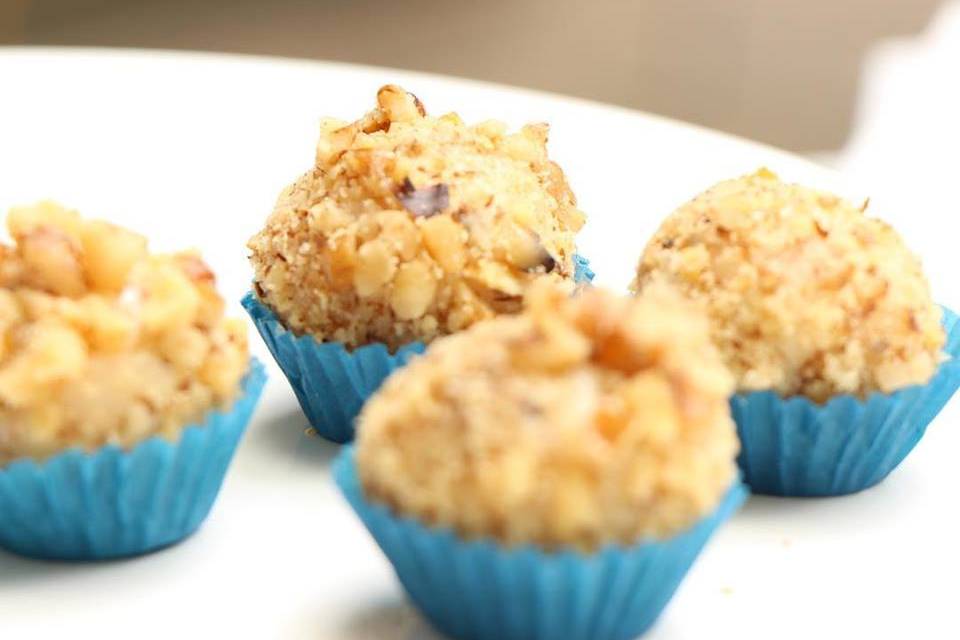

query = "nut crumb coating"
[
  {"left": 356, "top": 283, "right": 738, "bottom": 550},
  {"left": 248, "top": 85, "right": 586, "bottom": 351},
  {"left": 0, "top": 202, "right": 249, "bottom": 465},
  {"left": 634, "top": 169, "right": 945, "bottom": 402}
]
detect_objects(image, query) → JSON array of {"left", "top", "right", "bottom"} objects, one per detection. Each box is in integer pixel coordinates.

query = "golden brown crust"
[
  {"left": 633, "top": 169, "right": 945, "bottom": 402},
  {"left": 356, "top": 283, "right": 738, "bottom": 550},
  {"left": 248, "top": 85, "right": 586, "bottom": 351},
  {"left": 0, "top": 202, "right": 248, "bottom": 465}
]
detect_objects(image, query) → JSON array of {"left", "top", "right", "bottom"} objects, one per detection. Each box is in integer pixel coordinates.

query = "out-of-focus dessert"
[
  {"left": 356, "top": 283, "right": 738, "bottom": 550},
  {"left": 0, "top": 202, "right": 249, "bottom": 465}
]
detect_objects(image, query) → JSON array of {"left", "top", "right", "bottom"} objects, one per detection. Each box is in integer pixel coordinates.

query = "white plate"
[{"left": 0, "top": 48, "right": 957, "bottom": 640}]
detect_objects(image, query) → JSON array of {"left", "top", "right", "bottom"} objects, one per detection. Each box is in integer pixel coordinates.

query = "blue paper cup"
[
  {"left": 573, "top": 253, "right": 594, "bottom": 284},
  {"left": 0, "top": 359, "right": 267, "bottom": 561},
  {"left": 334, "top": 446, "right": 746, "bottom": 640},
  {"left": 244, "top": 255, "right": 594, "bottom": 444},
  {"left": 242, "top": 292, "right": 426, "bottom": 443},
  {"left": 732, "top": 307, "right": 960, "bottom": 496}
]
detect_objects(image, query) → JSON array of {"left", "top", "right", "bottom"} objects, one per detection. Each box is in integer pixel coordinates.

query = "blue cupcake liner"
[
  {"left": 244, "top": 255, "right": 593, "bottom": 444},
  {"left": 242, "top": 292, "right": 426, "bottom": 443},
  {"left": 572, "top": 253, "right": 595, "bottom": 284},
  {"left": 731, "top": 306, "right": 960, "bottom": 497},
  {"left": 334, "top": 446, "right": 746, "bottom": 640},
  {"left": 0, "top": 359, "right": 267, "bottom": 561}
]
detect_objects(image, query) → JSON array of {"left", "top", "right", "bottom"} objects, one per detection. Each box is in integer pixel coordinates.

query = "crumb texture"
[
  {"left": 248, "top": 85, "right": 586, "bottom": 351},
  {"left": 634, "top": 169, "right": 945, "bottom": 402},
  {"left": 356, "top": 283, "right": 738, "bottom": 550},
  {"left": 0, "top": 202, "right": 248, "bottom": 465}
]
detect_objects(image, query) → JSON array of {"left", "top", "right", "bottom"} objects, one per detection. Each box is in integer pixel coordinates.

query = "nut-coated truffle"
[
  {"left": 356, "top": 283, "right": 738, "bottom": 550},
  {"left": 633, "top": 169, "right": 945, "bottom": 402},
  {"left": 248, "top": 85, "right": 586, "bottom": 351}
]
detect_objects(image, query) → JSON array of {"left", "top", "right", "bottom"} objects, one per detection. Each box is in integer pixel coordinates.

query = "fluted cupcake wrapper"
[
  {"left": 334, "top": 446, "right": 746, "bottom": 640},
  {"left": 244, "top": 255, "right": 594, "bottom": 444},
  {"left": 0, "top": 359, "right": 267, "bottom": 561},
  {"left": 731, "top": 306, "right": 960, "bottom": 497},
  {"left": 573, "top": 253, "right": 595, "bottom": 284},
  {"left": 243, "top": 291, "right": 425, "bottom": 443}
]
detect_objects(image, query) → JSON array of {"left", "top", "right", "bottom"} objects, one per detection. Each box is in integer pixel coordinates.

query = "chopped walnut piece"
[{"left": 397, "top": 179, "right": 449, "bottom": 218}]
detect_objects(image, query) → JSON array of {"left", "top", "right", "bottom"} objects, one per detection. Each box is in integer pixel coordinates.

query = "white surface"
[
  {"left": 0, "top": 48, "right": 958, "bottom": 640},
  {"left": 834, "top": 0, "right": 960, "bottom": 293}
]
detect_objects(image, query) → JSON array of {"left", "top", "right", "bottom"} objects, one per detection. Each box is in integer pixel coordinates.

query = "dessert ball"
[
  {"left": 634, "top": 169, "right": 945, "bottom": 402},
  {"left": 0, "top": 202, "right": 249, "bottom": 464},
  {"left": 248, "top": 85, "right": 586, "bottom": 351},
  {"left": 356, "top": 283, "right": 738, "bottom": 550}
]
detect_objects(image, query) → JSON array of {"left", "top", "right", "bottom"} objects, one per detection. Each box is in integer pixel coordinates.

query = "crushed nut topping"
[
  {"left": 357, "top": 283, "right": 738, "bottom": 550},
  {"left": 248, "top": 85, "right": 586, "bottom": 351},
  {"left": 634, "top": 170, "right": 944, "bottom": 402}
]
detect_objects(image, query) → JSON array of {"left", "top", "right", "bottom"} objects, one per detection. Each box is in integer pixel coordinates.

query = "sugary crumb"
[
  {"left": 634, "top": 169, "right": 945, "bottom": 402},
  {"left": 356, "top": 283, "right": 739, "bottom": 550},
  {"left": 248, "top": 85, "right": 586, "bottom": 351},
  {"left": 0, "top": 202, "right": 248, "bottom": 464}
]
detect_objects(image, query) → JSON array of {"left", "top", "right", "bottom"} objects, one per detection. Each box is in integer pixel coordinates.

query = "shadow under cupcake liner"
[
  {"left": 731, "top": 306, "right": 960, "bottom": 497},
  {"left": 0, "top": 359, "right": 267, "bottom": 561},
  {"left": 334, "top": 446, "right": 746, "bottom": 640},
  {"left": 244, "top": 255, "right": 594, "bottom": 444}
]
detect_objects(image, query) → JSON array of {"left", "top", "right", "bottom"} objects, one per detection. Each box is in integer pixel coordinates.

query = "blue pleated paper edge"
[
  {"left": 572, "top": 253, "right": 595, "bottom": 284},
  {"left": 0, "top": 359, "right": 267, "bottom": 561},
  {"left": 731, "top": 306, "right": 960, "bottom": 496},
  {"left": 242, "top": 293, "right": 427, "bottom": 443},
  {"left": 334, "top": 446, "right": 746, "bottom": 640},
  {"left": 244, "top": 254, "right": 594, "bottom": 444}
]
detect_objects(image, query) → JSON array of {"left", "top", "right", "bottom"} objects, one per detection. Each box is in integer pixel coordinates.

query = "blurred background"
[{"left": 0, "top": 0, "right": 948, "bottom": 154}]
